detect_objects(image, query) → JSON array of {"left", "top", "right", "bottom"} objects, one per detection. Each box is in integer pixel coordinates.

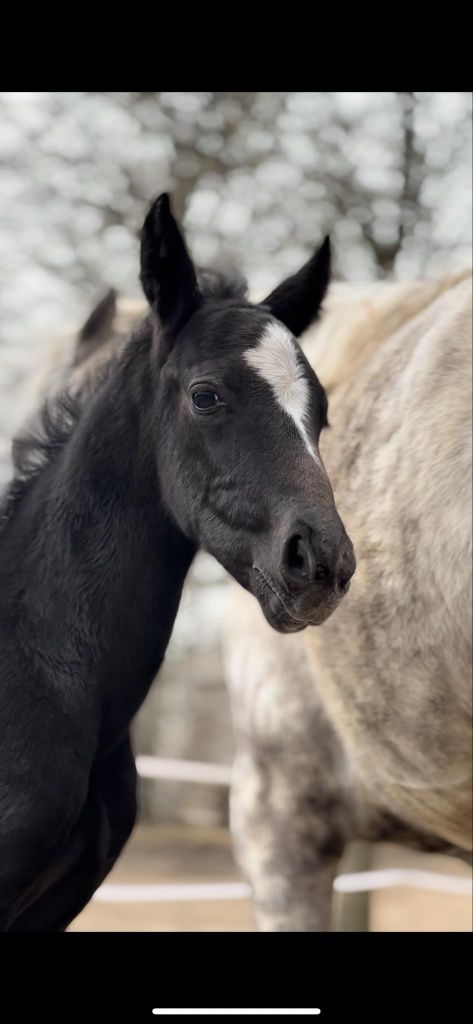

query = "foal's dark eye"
[{"left": 191, "top": 390, "right": 221, "bottom": 414}]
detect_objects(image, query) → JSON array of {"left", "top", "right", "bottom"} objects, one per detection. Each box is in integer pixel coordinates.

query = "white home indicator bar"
[{"left": 152, "top": 1012, "right": 321, "bottom": 1017}]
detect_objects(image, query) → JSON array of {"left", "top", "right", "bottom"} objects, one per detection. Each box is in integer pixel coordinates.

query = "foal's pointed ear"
[
  {"left": 260, "top": 236, "right": 331, "bottom": 337},
  {"left": 140, "top": 193, "right": 201, "bottom": 334}
]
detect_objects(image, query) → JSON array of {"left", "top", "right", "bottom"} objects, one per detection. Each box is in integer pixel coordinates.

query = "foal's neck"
[{"left": 5, "top": 330, "right": 196, "bottom": 744}]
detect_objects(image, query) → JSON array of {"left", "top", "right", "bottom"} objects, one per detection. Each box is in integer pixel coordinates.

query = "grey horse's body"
[{"left": 224, "top": 270, "right": 472, "bottom": 930}]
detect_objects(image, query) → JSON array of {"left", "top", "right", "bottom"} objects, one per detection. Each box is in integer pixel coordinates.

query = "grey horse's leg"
[
  {"left": 224, "top": 595, "right": 362, "bottom": 932},
  {"left": 231, "top": 740, "right": 354, "bottom": 931}
]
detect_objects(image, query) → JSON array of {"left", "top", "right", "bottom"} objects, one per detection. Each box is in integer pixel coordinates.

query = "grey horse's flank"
[{"left": 224, "top": 269, "right": 472, "bottom": 931}]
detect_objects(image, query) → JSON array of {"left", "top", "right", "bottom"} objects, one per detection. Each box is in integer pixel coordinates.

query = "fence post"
[{"left": 332, "top": 841, "right": 372, "bottom": 931}]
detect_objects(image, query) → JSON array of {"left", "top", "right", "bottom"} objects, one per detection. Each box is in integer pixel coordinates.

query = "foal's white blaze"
[{"left": 245, "top": 322, "right": 319, "bottom": 462}]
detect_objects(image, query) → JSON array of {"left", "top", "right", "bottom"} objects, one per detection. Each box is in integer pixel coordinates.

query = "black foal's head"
[{"left": 140, "top": 194, "right": 355, "bottom": 632}]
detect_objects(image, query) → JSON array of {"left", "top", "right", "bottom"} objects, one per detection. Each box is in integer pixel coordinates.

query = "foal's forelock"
[{"left": 245, "top": 321, "right": 321, "bottom": 465}]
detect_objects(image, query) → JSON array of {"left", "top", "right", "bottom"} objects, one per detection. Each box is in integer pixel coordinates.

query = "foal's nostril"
[
  {"left": 287, "top": 535, "right": 308, "bottom": 577},
  {"left": 282, "top": 529, "right": 319, "bottom": 588}
]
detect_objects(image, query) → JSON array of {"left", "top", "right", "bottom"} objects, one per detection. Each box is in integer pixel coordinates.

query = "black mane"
[
  {"left": 0, "top": 391, "right": 82, "bottom": 534},
  {"left": 0, "top": 321, "right": 137, "bottom": 533},
  {"left": 198, "top": 266, "right": 248, "bottom": 302}
]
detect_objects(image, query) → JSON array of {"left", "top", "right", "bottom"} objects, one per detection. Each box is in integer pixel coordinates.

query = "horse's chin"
[
  {"left": 243, "top": 565, "right": 349, "bottom": 634},
  {"left": 260, "top": 602, "right": 309, "bottom": 634},
  {"left": 257, "top": 588, "right": 346, "bottom": 634}
]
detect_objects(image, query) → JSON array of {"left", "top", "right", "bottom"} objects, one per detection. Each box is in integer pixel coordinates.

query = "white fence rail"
[
  {"left": 92, "top": 755, "right": 473, "bottom": 906},
  {"left": 136, "top": 755, "right": 232, "bottom": 786},
  {"left": 94, "top": 873, "right": 472, "bottom": 904}
]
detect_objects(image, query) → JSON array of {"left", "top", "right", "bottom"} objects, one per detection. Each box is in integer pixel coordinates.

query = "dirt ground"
[
  {"left": 369, "top": 842, "right": 472, "bottom": 932},
  {"left": 69, "top": 824, "right": 256, "bottom": 932},
  {"left": 68, "top": 825, "right": 472, "bottom": 933}
]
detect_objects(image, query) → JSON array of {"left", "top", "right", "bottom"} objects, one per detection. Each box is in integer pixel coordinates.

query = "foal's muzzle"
[{"left": 253, "top": 513, "right": 356, "bottom": 634}]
